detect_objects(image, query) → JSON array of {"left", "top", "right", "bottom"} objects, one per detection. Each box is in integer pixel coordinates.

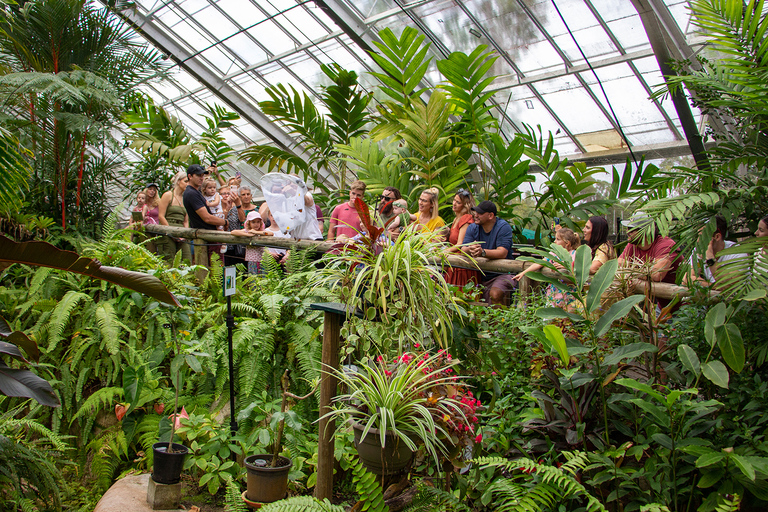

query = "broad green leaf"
[
  {"left": 678, "top": 344, "right": 701, "bottom": 376},
  {"left": 122, "top": 366, "right": 144, "bottom": 415},
  {"left": 543, "top": 324, "right": 569, "bottom": 366},
  {"left": 586, "top": 259, "right": 618, "bottom": 314},
  {"left": 534, "top": 307, "right": 583, "bottom": 323},
  {"left": 603, "top": 342, "right": 658, "bottom": 367},
  {"left": 628, "top": 398, "right": 669, "bottom": 427},
  {"left": 742, "top": 288, "right": 766, "bottom": 301},
  {"left": 701, "top": 360, "right": 729, "bottom": 388},
  {"left": 594, "top": 295, "right": 644, "bottom": 337},
  {"left": 697, "top": 468, "right": 726, "bottom": 488},
  {"left": 574, "top": 245, "right": 591, "bottom": 292},
  {"left": 171, "top": 354, "right": 185, "bottom": 390},
  {"left": 0, "top": 235, "right": 179, "bottom": 306},
  {"left": 185, "top": 354, "right": 202, "bottom": 373},
  {"left": 615, "top": 377, "right": 665, "bottom": 403},
  {"left": 696, "top": 451, "right": 726, "bottom": 468},
  {"left": 715, "top": 323, "right": 745, "bottom": 373},
  {"left": 651, "top": 433, "right": 674, "bottom": 450},
  {"left": 730, "top": 453, "right": 756, "bottom": 481},
  {"left": 706, "top": 302, "right": 727, "bottom": 328}
]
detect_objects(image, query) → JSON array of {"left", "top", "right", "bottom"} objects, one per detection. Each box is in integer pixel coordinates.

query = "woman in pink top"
[{"left": 142, "top": 183, "right": 160, "bottom": 226}]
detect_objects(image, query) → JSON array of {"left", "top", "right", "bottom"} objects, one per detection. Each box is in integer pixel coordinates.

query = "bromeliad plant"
[{"left": 323, "top": 351, "right": 472, "bottom": 469}]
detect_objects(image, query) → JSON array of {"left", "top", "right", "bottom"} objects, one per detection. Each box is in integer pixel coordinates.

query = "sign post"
[{"left": 223, "top": 266, "right": 238, "bottom": 446}]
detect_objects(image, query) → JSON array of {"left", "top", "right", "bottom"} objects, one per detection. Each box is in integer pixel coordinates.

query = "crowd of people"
[{"left": 130, "top": 168, "right": 768, "bottom": 306}]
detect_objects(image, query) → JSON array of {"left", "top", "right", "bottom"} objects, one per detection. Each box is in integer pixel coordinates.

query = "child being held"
[
  {"left": 514, "top": 228, "right": 581, "bottom": 311},
  {"left": 230, "top": 211, "right": 273, "bottom": 274},
  {"left": 386, "top": 199, "right": 413, "bottom": 235},
  {"left": 203, "top": 178, "right": 225, "bottom": 230}
]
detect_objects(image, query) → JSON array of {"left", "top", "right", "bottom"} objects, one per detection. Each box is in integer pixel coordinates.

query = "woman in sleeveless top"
[
  {"left": 157, "top": 172, "right": 192, "bottom": 264},
  {"left": 444, "top": 189, "right": 480, "bottom": 287}
]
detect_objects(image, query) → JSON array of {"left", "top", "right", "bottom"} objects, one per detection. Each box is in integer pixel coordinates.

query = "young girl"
[
  {"left": 263, "top": 206, "right": 291, "bottom": 264},
  {"left": 203, "top": 178, "right": 225, "bottom": 230},
  {"left": 133, "top": 191, "right": 146, "bottom": 213},
  {"left": 231, "top": 211, "right": 273, "bottom": 274},
  {"left": 515, "top": 228, "right": 581, "bottom": 310}
]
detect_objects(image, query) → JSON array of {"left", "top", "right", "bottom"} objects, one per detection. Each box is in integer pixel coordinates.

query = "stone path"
[{"left": 93, "top": 473, "right": 185, "bottom": 512}]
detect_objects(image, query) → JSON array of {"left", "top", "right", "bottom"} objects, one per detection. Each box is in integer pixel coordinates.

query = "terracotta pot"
[
  {"left": 152, "top": 442, "right": 188, "bottom": 484},
  {"left": 244, "top": 454, "right": 292, "bottom": 503},
  {"left": 352, "top": 422, "right": 414, "bottom": 476}
]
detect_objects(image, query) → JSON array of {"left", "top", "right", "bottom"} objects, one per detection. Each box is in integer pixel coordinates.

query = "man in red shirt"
[{"left": 328, "top": 180, "right": 367, "bottom": 241}]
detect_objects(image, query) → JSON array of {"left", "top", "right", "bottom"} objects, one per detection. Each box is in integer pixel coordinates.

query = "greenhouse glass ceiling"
[{"left": 114, "top": 0, "right": 705, "bottom": 185}]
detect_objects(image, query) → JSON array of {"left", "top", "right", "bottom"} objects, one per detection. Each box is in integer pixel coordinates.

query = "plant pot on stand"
[
  {"left": 152, "top": 442, "right": 189, "bottom": 484},
  {"left": 352, "top": 422, "right": 414, "bottom": 476}
]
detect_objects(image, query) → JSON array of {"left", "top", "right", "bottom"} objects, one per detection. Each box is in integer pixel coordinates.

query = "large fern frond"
[
  {"left": 258, "top": 496, "right": 345, "bottom": 512},
  {"left": 475, "top": 454, "right": 606, "bottom": 512}
]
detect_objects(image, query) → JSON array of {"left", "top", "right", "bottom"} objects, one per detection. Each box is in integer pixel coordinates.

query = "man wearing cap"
[
  {"left": 462, "top": 200, "right": 516, "bottom": 305},
  {"left": 618, "top": 211, "right": 680, "bottom": 292},
  {"left": 183, "top": 164, "right": 227, "bottom": 265}
]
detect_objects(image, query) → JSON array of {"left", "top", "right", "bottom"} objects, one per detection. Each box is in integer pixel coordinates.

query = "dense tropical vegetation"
[{"left": 0, "top": 0, "right": 767, "bottom": 511}]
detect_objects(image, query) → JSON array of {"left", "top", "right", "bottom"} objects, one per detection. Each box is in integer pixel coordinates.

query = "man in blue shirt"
[
  {"left": 183, "top": 164, "right": 226, "bottom": 266},
  {"left": 462, "top": 200, "right": 516, "bottom": 305}
]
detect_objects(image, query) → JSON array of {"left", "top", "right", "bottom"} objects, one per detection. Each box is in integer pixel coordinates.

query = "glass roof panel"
[
  {"left": 215, "top": 0, "right": 265, "bottom": 25},
  {"left": 125, "top": 0, "right": 703, "bottom": 175},
  {"left": 274, "top": 6, "right": 331, "bottom": 43},
  {"left": 535, "top": 77, "right": 614, "bottom": 135},
  {"left": 223, "top": 34, "right": 269, "bottom": 66},
  {"left": 193, "top": 5, "right": 238, "bottom": 40},
  {"left": 248, "top": 20, "right": 295, "bottom": 56}
]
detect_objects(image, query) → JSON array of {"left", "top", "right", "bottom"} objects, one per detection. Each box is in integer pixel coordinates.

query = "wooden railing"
[{"left": 144, "top": 224, "right": 692, "bottom": 300}]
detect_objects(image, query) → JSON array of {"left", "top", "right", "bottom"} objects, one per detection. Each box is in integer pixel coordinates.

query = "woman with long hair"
[
  {"left": 156, "top": 172, "right": 192, "bottom": 263},
  {"left": 142, "top": 183, "right": 160, "bottom": 226},
  {"left": 583, "top": 216, "right": 616, "bottom": 273},
  {"left": 444, "top": 189, "right": 479, "bottom": 286},
  {"left": 414, "top": 187, "right": 445, "bottom": 233}
]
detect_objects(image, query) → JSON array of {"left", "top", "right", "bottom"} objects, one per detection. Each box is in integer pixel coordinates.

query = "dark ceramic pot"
[
  {"left": 152, "top": 442, "right": 189, "bottom": 484},
  {"left": 352, "top": 422, "right": 415, "bottom": 476},
  {"left": 244, "top": 454, "right": 292, "bottom": 503}
]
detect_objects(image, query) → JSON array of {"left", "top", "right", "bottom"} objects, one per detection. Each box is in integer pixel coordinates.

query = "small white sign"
[{"left": 223, "top": 266, "right": 236, "bottom": 297}]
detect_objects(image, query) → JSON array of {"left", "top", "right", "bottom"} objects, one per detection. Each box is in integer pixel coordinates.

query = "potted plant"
[
  {"left": 152, "top": 319, "right": 202, "bottom": 485},
  {"left": 323, "top": 351, "right": 472, "bottom": 476},
  {"left": 311, "top": 198, "right": 458, "bottom": 354},
  {"left": 242, "top": 370, "right": 314, "bottom": 504}
]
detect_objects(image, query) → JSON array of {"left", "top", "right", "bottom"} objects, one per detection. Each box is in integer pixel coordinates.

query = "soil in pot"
[
  {"left": 152, "top": 442, "right": 189, "bottom": 484},
  {"left": 244, "top": 454, "right": 292, "bottom": 503},
  {"left": 352, "top": 422, "right": 415, "bottom": 476}
]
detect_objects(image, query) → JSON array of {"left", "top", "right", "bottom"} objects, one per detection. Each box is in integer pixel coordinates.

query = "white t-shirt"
[{"left": 690, "top": 240, "right": 745, "bottom": 283}]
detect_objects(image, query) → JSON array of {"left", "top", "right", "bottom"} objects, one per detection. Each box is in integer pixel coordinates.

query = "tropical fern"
[
  {"left": 403, "top": 484, "right": 470, "bottom": 511},
  {"left": 348, "top": 454, "right": 389, "bottom": 512},
  {"left": 224, "top": 476, "right": 247, "bottom": 512},
  {"left": 258, "top": 496, "right": 345, "bottom": 512},
  {"left": 475, "top": 453, "right": 607, "bottom": 512},
  {"left": 70, "top": 386, "right": 123, "bottom": 423}
]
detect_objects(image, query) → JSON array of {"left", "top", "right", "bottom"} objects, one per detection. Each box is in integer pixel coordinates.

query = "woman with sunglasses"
[{"left": 444, "top": 189, "right": 480, "bottom": 286}]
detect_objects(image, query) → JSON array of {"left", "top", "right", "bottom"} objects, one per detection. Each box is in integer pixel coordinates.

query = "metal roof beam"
[{"left": 111, "top": 5, "right": 313, "bottom": 163}]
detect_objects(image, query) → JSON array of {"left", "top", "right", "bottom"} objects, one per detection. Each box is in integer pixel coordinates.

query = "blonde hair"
[
  {"left": 350, "top": 180, "right": 367, "bottom": 193},
  {"left": 173, "top": 171, "right": 187, "bottom": 189},
  {"left": 421, "top": 187, "right": 440, "bottom": 222},
  {"left": 558, "top": 228, "right": 581, "bottom": 250},
  {"left": 144, "top": 187, "right": 160, "bottom": 208},
  {"left": 202, "top": 178, "right": 218, "bottom": 193}
]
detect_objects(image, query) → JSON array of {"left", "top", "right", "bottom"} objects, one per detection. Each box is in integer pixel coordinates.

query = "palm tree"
[{"left": 0, "top": 0, "right": 167, "bottom": 231}]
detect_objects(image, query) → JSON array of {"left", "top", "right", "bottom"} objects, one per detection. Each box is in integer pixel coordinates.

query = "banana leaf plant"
[{"left": 0, "top": 234, "right": 178, "bottom": 406}]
